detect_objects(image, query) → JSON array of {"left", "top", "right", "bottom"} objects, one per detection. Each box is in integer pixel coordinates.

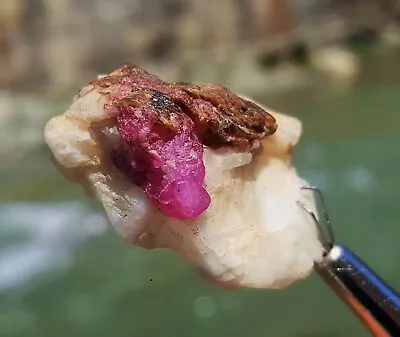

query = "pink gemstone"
[
  {"left": 113, "top": 102, "right": 211, "bottom": 220},
  {"left": 158, "top": 180, "right": 211, "bottom": 219}
]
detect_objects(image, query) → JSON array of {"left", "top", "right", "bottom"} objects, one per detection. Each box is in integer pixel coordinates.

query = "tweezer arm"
[{"left": 314, "top": 243, "right": 400, "bottom": 336}]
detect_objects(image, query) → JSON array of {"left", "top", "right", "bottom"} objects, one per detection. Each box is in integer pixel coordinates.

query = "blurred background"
[{"left": 0, "top": 0, "right": 400, "bottom": 336}]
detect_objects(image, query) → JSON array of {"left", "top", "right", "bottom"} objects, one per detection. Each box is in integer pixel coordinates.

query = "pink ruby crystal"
[{"left": 112, "top": 95, "right": 210, "bottom": 219}]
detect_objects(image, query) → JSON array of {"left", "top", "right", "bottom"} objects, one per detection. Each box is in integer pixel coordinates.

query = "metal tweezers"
[{"left": 298, "top": 186, "right": 400, "bottom": 336}]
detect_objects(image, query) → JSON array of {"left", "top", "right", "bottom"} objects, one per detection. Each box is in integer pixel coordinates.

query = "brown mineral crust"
[
  {"left": 89, "top": 64, "right": 277, "bottom": 147},
  {"left": 89, "top": 64, "right": 166, "bottom": 96},
  {"left": 175, "top": 83, "right": 278, "bottom": 146}
]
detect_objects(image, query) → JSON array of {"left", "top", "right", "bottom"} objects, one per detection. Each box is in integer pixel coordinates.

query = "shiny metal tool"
[{"left": 298, "top": 186, "right": 400, "bottom": 337}]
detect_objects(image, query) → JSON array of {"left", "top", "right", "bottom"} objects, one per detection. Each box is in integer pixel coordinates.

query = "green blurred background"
[{"left": 0, "top": 1, "right": 399, "bottom": 336}]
